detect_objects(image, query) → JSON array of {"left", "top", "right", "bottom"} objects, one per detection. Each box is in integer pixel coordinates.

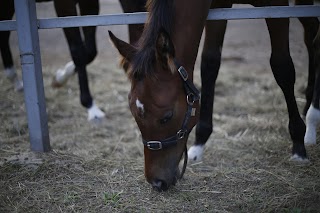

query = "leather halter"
[{"left": 142, "top": 60, "right": 200, "bottom": 178}]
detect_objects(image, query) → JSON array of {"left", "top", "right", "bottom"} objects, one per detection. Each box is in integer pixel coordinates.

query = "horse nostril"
[{"left": 151, "top": 179, "right": 169, "bottom": 192}]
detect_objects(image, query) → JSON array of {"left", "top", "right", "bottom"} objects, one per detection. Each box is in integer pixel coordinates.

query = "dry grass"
[
  {"left": 2, "top": 60, "right": 320, "bottom": 212},
  {"left": 1, "top": 133, "right": 320, "bottom": 212}
]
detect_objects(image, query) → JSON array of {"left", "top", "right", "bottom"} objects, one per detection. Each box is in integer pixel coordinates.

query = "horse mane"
[{"left": 128, "top": 0, "right": 174, "bottom": 80}]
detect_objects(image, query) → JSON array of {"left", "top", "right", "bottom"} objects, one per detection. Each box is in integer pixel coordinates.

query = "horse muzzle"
[{"left": 150, "top": 168, "right": 180, "bottom": 192}]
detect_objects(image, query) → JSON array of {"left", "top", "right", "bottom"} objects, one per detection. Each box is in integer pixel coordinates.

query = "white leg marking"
[
  {"left": 304, "top": 105, "right": 320, "bottom": 145},
  {"left": 88, "top": 102, "right": 105, "bottom": 122},
  {"left": 4, "top": 67, "right": 23, "bottom": 91},
  {"left": 4, "top": 67, "right": 17, "bottom": 80},
  {"left": 13, "top": 78, "right": 23, "bottom": 92},
  {"left": 289, "top": 154, "right": 309, "bottom": 163},
  {"left": 188, "top": 145, "right": 204, "bottom": 162},
  {"left": 52, "top": 61, "right": 75, "bottom": 87},
  {"left": 136, "top": 98, "right": 144, "bottom": 114}
]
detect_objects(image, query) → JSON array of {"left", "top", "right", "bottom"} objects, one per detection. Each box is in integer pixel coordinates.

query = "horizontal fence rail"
[
  {"left": 0, "top": 20, "right": 16, "bottom": 31},
  {"left": 1, "top": 6, "right": 320, "bottom": 31},
  {"left": 206, "top": 5, "right": 320, "bottom": 20}
]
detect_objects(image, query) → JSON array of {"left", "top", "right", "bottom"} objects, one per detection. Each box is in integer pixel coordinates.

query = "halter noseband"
[{"left": 141, "top": 60, "right": 200, "bottom": 178}]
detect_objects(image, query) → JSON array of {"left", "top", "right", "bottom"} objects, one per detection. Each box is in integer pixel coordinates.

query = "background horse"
[
  {"left": 305, "top": 27, "right": 320, "bottom": 144},
  {"left": 187, "top": 0, "right": 319, "bottom": 163},
  {"left": 0, "top": 0, "right": 146, "bottom": 121},
  {"left": 110, "top": 0, "right": 319, "bottom": 191}
]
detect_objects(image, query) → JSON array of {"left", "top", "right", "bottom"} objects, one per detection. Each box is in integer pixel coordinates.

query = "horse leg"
[
  {"left": 0, "top": 1, "right": 14, "bottom": 73},
  {"left": 188, "top": 18, "right": 228, "bottom": 162},
  {"left": 299, "top": 16, "right": 319, "bottom": 116},
  {"left": 119, "top": 0, "right": 146, "bottom": 45},
  {"left": 51, "top": 0, "right": 76, "bottom": 88},
  {"left": 52, "top": 0, "right": 99, "bottom": 88},
  {"left": 0, "top": 0, "right": 23, "bottom": 91},
  {"left": 266, "top": 18, "right": 307, "bottom": 161},
  {"left": 295, "top": 0, "right": 320, "bottom": 116},
  {"left": 78, "top": 0, "right": 99, "bottom": 64},
  {"left": 53, "top": 0, "right": 105, "bottom": 121},
  {"left": 305, "top": 27, "right": 320, "bottom": 145},
  {"left": 78, "top": 0, "right": 105, "bottom": 121}
]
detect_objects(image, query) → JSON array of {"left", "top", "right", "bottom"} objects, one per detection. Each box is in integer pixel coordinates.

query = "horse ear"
[
  {"left": 156, "top": 28, "right": 175, "bottom": 69},
  {"left": 108, "top": 30, "right": 137, "bottom": 71}
]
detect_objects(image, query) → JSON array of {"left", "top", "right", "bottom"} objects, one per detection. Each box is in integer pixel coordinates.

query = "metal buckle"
[
  {"left": 178, "top": 66, "right": 188, "bottom": 81},
  {"left": 147, "top": 141, "right": 162, "bottom": 150},
  {"left": 177, "top": 130, "right": 187, "bottom": 140}
]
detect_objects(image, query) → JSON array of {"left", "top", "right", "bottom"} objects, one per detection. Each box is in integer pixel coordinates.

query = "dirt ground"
[{"left": 1, "top": 1, "right": 320, "bottom": 212}]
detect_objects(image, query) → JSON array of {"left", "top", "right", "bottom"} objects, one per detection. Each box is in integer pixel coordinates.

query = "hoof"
[
  {"left": 289, "top": 154, "right": 309, "bottom": 163},
  {"left": 4, "top": 67, "right": 17, "bottom": 80},
  {"left": 88, "top": 103, "right": 105, "bottom": 123},
  {"left": 51, "top": 61, "right": 75, "bottom": 88},
  {"left": 188, "top": 145, "right": 204, "bottom": 163},
  {"left": 14, "top": 79, "right": 23, "bottom": 92},
  {"left": 4, "top": 67, "right": 23, "bottom": 92}
]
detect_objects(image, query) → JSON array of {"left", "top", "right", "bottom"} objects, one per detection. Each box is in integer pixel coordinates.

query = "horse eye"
[{"left": 160, "top": 111, "right": 173, "bottom": 124}]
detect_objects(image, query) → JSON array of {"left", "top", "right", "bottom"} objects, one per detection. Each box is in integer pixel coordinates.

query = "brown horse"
[
  {"left": 0, "top": 0, "right": 146, "bottom": 121},
  {"left": 110, "top": 0, "right": 319, "bottom": 191},
  {"left": 110, "top": 0, "right": 211, "bottom": 191}
]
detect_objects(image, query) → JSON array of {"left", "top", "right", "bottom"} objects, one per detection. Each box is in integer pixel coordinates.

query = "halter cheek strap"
[
  {"left": 141, "top": 60, "right": 200, "bottom": 179},
  {"left": 142, "top": 60, "right": 200, "bottom": 150}
]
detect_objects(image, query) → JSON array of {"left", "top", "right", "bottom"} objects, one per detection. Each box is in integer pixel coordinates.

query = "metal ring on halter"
[
  {"left": 187, "top": 93, "right": 195, "bottom": 105},
  {"left": 177, "top": 129, "right": 187, "bottom": 140}
]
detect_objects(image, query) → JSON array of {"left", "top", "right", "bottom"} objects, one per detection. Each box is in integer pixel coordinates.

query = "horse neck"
[{"left": 172, "top": 0, "right": 212, "bottom": 79}]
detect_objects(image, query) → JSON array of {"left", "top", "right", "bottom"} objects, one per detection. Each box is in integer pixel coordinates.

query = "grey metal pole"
[{"left": 14, "top": 0, "right": 51, "bottom": 152}]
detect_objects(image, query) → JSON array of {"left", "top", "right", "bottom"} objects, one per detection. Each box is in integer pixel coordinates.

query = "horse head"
[{"left": 109, "top": 28, "right": 200, "bottom": 191}]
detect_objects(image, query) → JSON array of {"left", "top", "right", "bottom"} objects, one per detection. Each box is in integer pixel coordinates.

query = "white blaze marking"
[{"left": 136, "top": 98, "right": 145, "bottom": 114}]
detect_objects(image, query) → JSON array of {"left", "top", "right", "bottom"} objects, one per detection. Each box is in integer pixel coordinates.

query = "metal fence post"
[{"left": 14, "top": 0, "right": 51, "bottom": 152}]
